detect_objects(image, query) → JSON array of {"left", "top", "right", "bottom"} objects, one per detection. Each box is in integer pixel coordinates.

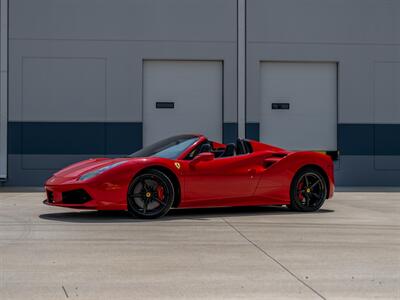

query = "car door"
[{"left": 180, "top": 153, "right": 263, "bottom": 207}]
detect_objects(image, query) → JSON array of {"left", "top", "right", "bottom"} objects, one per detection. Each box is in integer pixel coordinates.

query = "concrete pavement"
[{"left": 0, "top": 191, "right": 399, "bottom": 299}]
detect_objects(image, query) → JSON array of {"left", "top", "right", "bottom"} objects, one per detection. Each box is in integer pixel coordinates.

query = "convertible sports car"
[{"left": 44, "top": 134, "right": 334, "bottom": 218}]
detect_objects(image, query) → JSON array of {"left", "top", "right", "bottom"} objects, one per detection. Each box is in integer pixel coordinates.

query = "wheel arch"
[
  {"left": 293, "top": 164, "right": 330, "bottom": 197},
  {"left": 134, "top": 165, "right": 181, "bottom": 208}
]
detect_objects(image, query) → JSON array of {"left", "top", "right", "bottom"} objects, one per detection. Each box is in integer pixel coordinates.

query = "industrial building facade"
[{"left": 1, "top": 0, "right": 400, "bottom": 186}]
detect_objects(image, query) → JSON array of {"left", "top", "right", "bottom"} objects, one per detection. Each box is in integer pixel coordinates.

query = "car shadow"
[{"left": 39, "top": 206, "right": 334, "bottom": 223}]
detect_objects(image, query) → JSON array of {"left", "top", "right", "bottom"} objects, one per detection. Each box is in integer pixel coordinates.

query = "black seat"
[
  {"left": 199, "top": 143, "right": 212, "bottom": 153},
  {"left": 243, "top": 139, "right": 253, "bottom": 153},
  {"left": 220, "top": 143, "right": 236, "bottom": 157},
  {"left": 236, "top": 139, "right": 246, "bottom": 155}
]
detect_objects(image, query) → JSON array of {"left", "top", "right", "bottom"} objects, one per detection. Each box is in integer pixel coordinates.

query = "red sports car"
[{"left": 44, "top": 134, "right": 334, "bottom": 218}]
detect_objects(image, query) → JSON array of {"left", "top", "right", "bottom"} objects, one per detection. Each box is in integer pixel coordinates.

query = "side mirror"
[{"left": 190, "top": 152, "right": 214, "bottom": 167}]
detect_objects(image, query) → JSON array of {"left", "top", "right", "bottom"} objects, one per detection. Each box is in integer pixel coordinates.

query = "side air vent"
[
  {"left": 263, "top": 153, "right": 287, "bottom": 168},
  {"left": 62, "top": 189, "right": 92, "bottom": 204},
  {"left": 46, "top": 190, "right": 54, "bottom": 204},
  {"left": 263, "top": 157, "right": 281, "bottom": 168},
  {"left": 271, "top": 153, "right": 287, "bottom": 158}
]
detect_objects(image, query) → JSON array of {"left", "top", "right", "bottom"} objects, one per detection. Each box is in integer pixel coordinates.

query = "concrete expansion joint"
[
  {"left": 222, "top": 218, "right": 327, "bottom": 300},
  {"left": 62, "top": 286, "right": 69, "bottom": 298}
]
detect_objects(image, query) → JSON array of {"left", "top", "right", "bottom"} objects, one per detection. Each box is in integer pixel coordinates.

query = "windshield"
[{"left": 129, "top": 135, "right": 199, "bottom": 159}]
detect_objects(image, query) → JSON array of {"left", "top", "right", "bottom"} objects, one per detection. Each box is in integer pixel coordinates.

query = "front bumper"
[
  {"left": 44, "top": 184, "right": 97, "bottom": 209},
  {"left": 44, "top": 175, "right": 128, "bottom": 210}
]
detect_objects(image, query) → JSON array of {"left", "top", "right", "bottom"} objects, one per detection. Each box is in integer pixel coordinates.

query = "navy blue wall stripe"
[
  {"left": 8, "top": 122, "right": 400, "bottom": 156},
  {"left": 338, "top": 123, "right": 400, "bottom": 155},
  {"left": 106, "top": 123, "right": 142, "bottom": 154},
  {"left": 374, "top": 124, "right": 400, "bottom": 156},
  {"left": 8, "top": 122, "right": 22, "bottom": 155},
  {"left": 8, "top": 122, "right": 142, "bottom": 155},
  {"left": 245, "top": 123, "right": 260, "bottom": 141},
  {"left": 338, "top": 124, "right": 373, "bottom": 155},
  {"left": 243, "top": 123, "right": 400, "bottom": 156},
  {"left": 223, "top": 123, "right": 238, "bottom": 144}
]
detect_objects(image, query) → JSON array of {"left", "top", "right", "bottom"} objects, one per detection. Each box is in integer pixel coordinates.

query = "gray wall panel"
[
  {"left": 21, "top": 154, "right": 106, "bottom": 171},
  {"left": 335, "top": 155, "right": 400, "bottom": 186},
  {"left": 22, "top": 57, "right": 106, "bottom": 121},
  {"left": 8, "top": 155, "right": 50, "bottom": 186},
  {"left": 247, "top": 0, "right": 400, "bottom": 124},
  {"left": 374, "top": 62, "right": 400, "bottom": 123},
  {"left": 246, "top": 43, "right": 400, "bottom": 124},
  {"left": 10, "top": 0, "right": 236, "bottom": 42},
  {"left": 374, "top": 156, "right": 400, "bottom": 171},
  {"left": 248, "top": 0, "right": 400, "bottom": 44},
  {"left": 9, "top": 40, "right": 237, "bottom": 123},
  {"left": 8, "top": 154, "right": 119, "bottom": 186}
]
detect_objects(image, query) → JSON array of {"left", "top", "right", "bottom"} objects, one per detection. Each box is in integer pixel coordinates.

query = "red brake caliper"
[{"left": 156, "top": 185, "right": 165, "bottom": 201}]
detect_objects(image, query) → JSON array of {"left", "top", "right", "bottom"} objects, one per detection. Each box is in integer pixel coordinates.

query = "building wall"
[
  {"left": 246, "top": 0, "right": 400, "bottom": 185},
  {"left": 4, "top": 0, "right": 400, "bottom": 186},
  {"left": 7, "top": 0, "right": 238, "bottom": 185}
]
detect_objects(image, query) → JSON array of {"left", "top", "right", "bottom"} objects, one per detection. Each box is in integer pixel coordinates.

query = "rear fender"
[{"left": 254, "top": 151, "right": 334, "bottom": 203}]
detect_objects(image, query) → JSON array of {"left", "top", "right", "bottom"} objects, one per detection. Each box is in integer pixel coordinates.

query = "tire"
[
  {"left": 127, "top": 169, "right": 175, "bottom": 219},
  {"left": 289, "top": 167, "right": 328, "bottom": 212}
]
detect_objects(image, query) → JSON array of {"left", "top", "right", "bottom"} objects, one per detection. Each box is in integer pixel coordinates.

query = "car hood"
[{"left": 53, "top": 157, "right": 131, "bottom": 178}]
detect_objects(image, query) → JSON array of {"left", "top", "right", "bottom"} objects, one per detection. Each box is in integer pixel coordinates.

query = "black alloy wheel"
[
  {"left": 289, "top": 168, "right": 327, "bottom": 212},
  {"left": 127, "top": 169, "right": 174, "bottom": 219}
]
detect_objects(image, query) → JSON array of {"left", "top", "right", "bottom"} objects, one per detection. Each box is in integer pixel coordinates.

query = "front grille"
[
  {"left": 62, "top": 189, "right": 92, "bottom": 204},
  {"left": 46, "top": 190, "right": 54, "bottom": 203}
]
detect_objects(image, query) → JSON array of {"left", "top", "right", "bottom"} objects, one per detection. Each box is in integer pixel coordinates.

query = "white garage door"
[
  {"left": 143, "top": 61, "right": 223, "bottom": 146},
  {"left": 260, "top": 62, "right": 337, "bottom": 151}
]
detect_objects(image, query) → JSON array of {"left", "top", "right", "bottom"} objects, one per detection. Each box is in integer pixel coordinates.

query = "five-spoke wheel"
[
  {"left": 289, "top": 167, "right": 327, "bottom": 212},
  {"left": 127, "top": 169, "right": 174, "bottom": 218}
]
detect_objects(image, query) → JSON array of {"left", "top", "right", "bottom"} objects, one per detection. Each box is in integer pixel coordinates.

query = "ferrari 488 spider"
[{"left": 44, "top": 134, "right": 334, "bottom": 218}]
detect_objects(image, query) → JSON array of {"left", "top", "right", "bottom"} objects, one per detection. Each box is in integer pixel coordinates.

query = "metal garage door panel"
[
  {"left": 260, "top": 62, "right": 337, "bottom": 151},
  {"left": 143, "top": 61, "right": 223, "bottom": 146}
]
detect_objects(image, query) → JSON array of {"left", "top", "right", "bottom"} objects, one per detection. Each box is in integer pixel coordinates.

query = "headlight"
[{"left": 79, "top": 161, "right": 127, "bottom": 181}]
